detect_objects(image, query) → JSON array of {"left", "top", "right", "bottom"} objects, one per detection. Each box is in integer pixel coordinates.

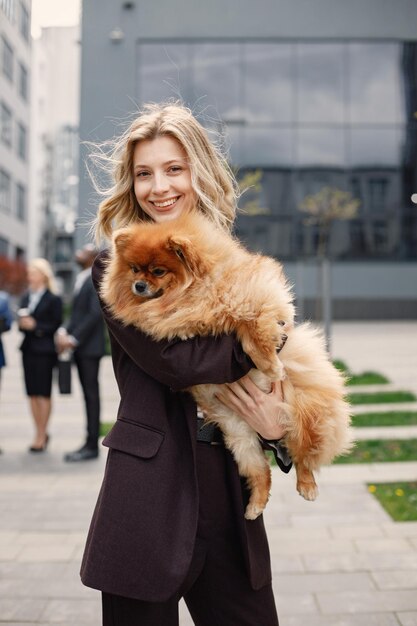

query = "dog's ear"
[
  {"left": 167, "top": 235, "right": 206, "bottom": 277},
  {"left": 113, "top": 229, "right": 132, "bottom": 253}
]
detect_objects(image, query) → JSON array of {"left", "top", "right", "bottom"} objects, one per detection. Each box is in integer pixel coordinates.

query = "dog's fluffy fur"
[{"left": 101, "top": 211, "right": 353, "bottom": 519}]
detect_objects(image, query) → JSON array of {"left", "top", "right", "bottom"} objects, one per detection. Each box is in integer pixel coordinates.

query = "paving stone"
[
  {"left": 354, "top": 538, "right": 412, "bottom": 553},
  {"left": 330, "top": 525, "right": 386, "bottom": 539},
  {"left": 273, "top": 591, "right": 318, "bottom": 615},
  {"left": 373, "top": 571, "right": 417, "bottom": 590},
  {"left": 273, "top": 572, "right": 375, "bottom": 593},
  {"left": 271, "top": 555, "right": 305, "bottom": 574},
  {"left": 266, "top": 526, "right": 331, "bottom": 542},
  {"left": 303, "top": 551, "right": 417, "bottom": 573},
  {"left": 280, "top": 614, "right": 400, "bottom": 626},
  {"left": 39, "top": 598, "right": 100, "bottom": 622},
  {"left": 398, "top": 613, "right": 417, "bottom": 626},
  {"left": 382, "top": 522, "right": 417, "bottom": 538},
  {"left": 0, "top": 597, "right": 47, "bottom": 621},
  {"left": 317, "top": 590, "right": 417, "bottom": 614}
]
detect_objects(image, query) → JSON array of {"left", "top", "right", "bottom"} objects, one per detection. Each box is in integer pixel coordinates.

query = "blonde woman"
[
  {"left": 18, "top": 258, "right": 62, "bottom": 452},
  {"left": 81, "top": 103, "right": 291, "bottom": 625}
]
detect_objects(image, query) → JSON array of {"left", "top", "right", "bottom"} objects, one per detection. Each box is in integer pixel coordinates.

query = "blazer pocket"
[{"left": 102, "top": 418, "right": 164, "bottom": 459}]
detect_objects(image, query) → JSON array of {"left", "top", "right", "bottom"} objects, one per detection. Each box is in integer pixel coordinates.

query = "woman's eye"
[
  {"left": 152, "top": 268, "right": 166, "bottom": 277},
  {"left": 169, "top": 165, "right": 182, "bottom": 173},
  {"left": 136, "top": 171, "right": 150, "bottom": 178}
]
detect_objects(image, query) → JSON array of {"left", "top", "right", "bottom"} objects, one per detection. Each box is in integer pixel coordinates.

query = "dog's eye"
[
  {"left": 151, "top": 268, "right": 166, "bottom": 277},
  {"left": 130, "top": 265, "right": 139, "bottom": 274}
]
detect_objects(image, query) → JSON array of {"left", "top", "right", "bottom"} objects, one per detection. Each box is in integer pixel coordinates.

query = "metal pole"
[{"left": 321, "top": 256, "right": 332, "bottom": 356}]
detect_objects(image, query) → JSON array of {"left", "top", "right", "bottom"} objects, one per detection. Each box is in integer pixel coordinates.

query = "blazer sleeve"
[
  {"left": 93, "top": 252, "right": 254, "bottom": 391},
  {"left": 33, "top": 295, "right": 63, "bottom": 336},
  {"left": 67, "top": 278, "right": 103, "bottom": 346}
]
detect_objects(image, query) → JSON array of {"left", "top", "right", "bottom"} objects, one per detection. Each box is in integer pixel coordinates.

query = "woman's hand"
[
  {"left": 215, "top": 374, "right": 287, "bottom": 440},
  {"left": 18, "top": 315, "right": 36, "bottom": 331}
]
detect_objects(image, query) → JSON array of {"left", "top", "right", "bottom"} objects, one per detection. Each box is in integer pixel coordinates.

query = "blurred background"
[{"left": 1, "top": 0, "right": 416, "bottom": 322}]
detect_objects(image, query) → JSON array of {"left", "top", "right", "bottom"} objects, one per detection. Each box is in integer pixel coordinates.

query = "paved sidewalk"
[{"left": 0, "top": 322, "right": 417, "bottom": 625}]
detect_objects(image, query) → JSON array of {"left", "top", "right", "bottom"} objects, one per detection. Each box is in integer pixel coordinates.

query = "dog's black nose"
[{"left": 134, "top": 281, "right": 147, "bottom": 294}]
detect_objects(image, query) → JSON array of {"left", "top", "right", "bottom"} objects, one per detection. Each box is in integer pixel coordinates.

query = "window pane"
[
  {"left": 1, "top": 36, "right": 14, "bottom": 82},
  {"left": 192, "top": 44, "right": 240, "bottom": 121},
  {"left": 20, "top": 2, "right": 30, "bottom": 41},
  {"left": 349, "top": 128, "right": 400, "bottom": 167},
  {"left": 19, "top": 62, "right": 28, "bottom": 100},
  {"left": 297, "top": 127, "right": 346, "bottom": 167},
  {"left": 241, "top": 127, "right": 293, "bottom": 167},
  {"left": 17, "top": 122, "right": 26, "bottom": 159},
  {"left": 1, "top": 103, "right": 12, "bottom": 146},
  {"left": 0, "top": 169, "right": 11, "bottom": 214},
  {"left": 349, "top": 43, "right": 403, "bottom": 124},
  {"left": 16, "top": 183, "right": 26, "bottom": 220},
  {"left": 297, "top": 43, "right": 345, "bottom": 124},
  {"left": 244, "top": 44, "right": 293, "bottom": 123},
  {"left": 137, "top": 44, "right": 189, "bottom": 104}
]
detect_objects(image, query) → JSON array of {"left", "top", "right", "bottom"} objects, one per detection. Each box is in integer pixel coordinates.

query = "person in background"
[
  {"left": 56, "top": 244, "right": 106, "bottom": 462},
  {"left": 0, "top": 290, "right": 13, "bottom": 454},
  {"left": 18, "top": 259, "right": 62, "bottom": 452},
  {"left": 81, "top": 103, "right": 291, "bottom": 625}
]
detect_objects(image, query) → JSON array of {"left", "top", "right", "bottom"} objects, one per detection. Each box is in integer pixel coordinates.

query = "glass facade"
[{"left": 136, "top": 40, "right": 417, "bottom": 260}]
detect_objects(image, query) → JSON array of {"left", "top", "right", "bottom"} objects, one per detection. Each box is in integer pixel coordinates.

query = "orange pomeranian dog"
[{"left": 101, "top": 211, "right": 353, "bottom": 520}]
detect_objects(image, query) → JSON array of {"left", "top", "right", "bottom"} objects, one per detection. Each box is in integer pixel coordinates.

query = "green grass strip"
[
  {"left": 352, "top": 411, "right": 417, "bottom": 427},
  {"left": 347, "top": 372, "right": 389, "bottom": 386},
  {"left": 348, "top": 391, "right": 416, "bottom": 405},
  {"left": 333, "top": 359, "right": 349, "bottom": 373},
  {"left": 367, "top": 482, "right": 417, "bottom": 522},
  {"left": 334, "top": 439, "right": 417, "bottom": 464},
  {"left": 100, "top": 422, "right": 114, "bottom": 437}
]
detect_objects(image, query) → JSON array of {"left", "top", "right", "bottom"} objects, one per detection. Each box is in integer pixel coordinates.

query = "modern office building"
[
  {"left": 78, "top": 0, "right": 417, "bottom": 318},
  {"left": 30, "top": 25, "right": 80, "bottom": 291},
  {"left": 0, "top": 0, "right": 31, "bottom": 261}
]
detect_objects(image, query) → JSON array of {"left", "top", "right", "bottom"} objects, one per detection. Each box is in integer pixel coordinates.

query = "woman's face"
[
  {"left": 27, "top": 267, "right": 47, "bottom": 290},
  {"left": 132, "top": 135, "right": 197, "bottom": 223}
]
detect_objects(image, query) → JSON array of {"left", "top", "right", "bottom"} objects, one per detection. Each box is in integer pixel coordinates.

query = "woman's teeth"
[{"left": 153, "top": 198, "right": 178, "bottom": 208}]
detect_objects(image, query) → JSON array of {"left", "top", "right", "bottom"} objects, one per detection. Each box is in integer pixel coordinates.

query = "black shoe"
[
  {"left": 29, "top": 434, "right": 49, "bottom": 453},
  {"left": 64, "top": 446, "right": 99, "bottom": 463}
]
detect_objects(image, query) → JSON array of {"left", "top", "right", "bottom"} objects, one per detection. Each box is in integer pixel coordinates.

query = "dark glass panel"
[
  {"left": 297, "top": 43, "right": 345, "bottom": 124},
  {"left": 241, "top": 127, "right": 293, "bottom": 167},
  {"left": 192, "top": 44, "right": 240, "bottom": 121},
  {"left": 349, "top": 43, "right": 403, "bottom": 124},
  {"left": 236, "top": 215, "right": 294, "bottom": 258},
  {"left": 244, "top": 43, "right": 293, "bottom": 123},
  {"left": 137, "top": 44, "right": 189, "bottom": 104},
  {"left": 237, "top": 168, "right": 294, "bottom": 217},
  {"left": 297, "top": 127, "right": 346, "bottom": 167},
  {"left": 349, "top": 128, "right": 401, "bottom": 167}
]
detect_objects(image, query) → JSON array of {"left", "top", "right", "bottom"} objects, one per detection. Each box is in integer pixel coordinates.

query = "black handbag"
[{"left": 58, "top": 355, "right": 72, "bottom": 394}]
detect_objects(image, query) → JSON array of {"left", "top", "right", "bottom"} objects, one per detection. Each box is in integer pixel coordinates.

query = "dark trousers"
[
  {"left": 102, "top": 442, "right": 279, "bottom": 626},
  {"left": 74, "top": 354, "right": 101, "bottom": 450}
]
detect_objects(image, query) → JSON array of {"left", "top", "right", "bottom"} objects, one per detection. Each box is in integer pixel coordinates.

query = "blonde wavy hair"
[
  {"left": 29, "top": 258, "right": 58, "bottom": 294},
  {"left": 91, "top": 103, "right": 239, "bottom": 243}
]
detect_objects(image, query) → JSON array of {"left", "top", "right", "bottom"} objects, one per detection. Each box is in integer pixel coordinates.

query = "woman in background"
[{"left": 18, "top": 259, "right": 62, "bottom": 452}]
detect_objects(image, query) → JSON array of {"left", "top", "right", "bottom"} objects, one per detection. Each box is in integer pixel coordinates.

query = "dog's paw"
[
  {"left": 297, "top": 481, "right": 319, "bottom": 501},
  {"left": 244, "top": 503, "right": 264, "bottom": 520}
]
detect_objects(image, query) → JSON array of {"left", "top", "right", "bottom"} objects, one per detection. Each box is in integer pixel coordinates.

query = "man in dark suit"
[{"left": 56, "top": 245, "right": 106, "bottom": 462}]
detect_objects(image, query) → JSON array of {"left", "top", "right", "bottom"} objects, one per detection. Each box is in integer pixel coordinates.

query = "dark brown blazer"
[{"left": 80, "top": 252, "right": 274, "bottom": 602}]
